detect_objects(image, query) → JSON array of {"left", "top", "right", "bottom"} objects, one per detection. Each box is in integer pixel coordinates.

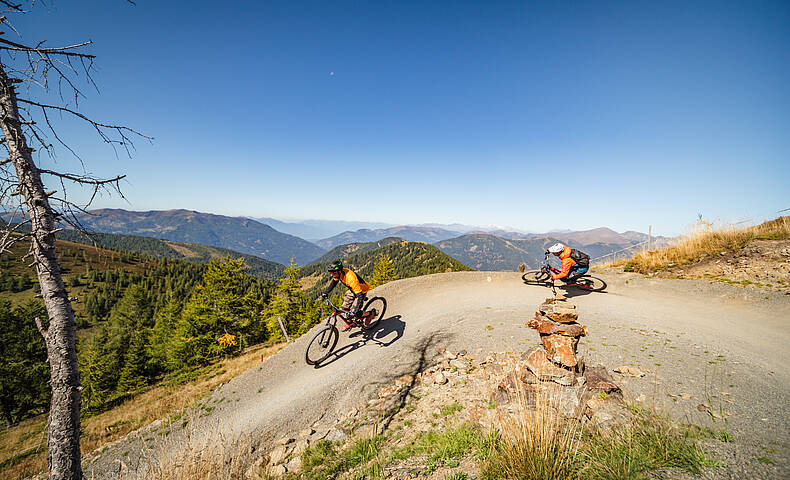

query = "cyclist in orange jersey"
[
  {"left": 321, "top": 260, "right": 371, "bottom": 331},
  {"left": 547, "top": 243, "right": 590, "bottom": 284}
]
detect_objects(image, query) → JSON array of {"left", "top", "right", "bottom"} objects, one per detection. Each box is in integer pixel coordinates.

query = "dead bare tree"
[{"left": 0, "top": 2, "right": 148, "bottom": 479}]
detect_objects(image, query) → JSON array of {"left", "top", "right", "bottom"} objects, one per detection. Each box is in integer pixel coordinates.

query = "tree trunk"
[{"left": 0, "top": 64, "right": 82, "bottom": 479}]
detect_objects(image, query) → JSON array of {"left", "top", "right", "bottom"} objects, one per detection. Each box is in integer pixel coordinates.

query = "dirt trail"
[{"left": 84, "top": 271, "right": 790, "bottom": 479}]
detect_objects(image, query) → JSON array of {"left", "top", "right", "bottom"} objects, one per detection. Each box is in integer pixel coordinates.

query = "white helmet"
[{"left": 548, "top": 243, "right": 565, "bottom": 254}]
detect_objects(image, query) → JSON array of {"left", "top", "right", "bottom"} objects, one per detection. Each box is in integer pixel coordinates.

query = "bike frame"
[{"left": 321, "top": 297, "right": 367, "bottom": 329}]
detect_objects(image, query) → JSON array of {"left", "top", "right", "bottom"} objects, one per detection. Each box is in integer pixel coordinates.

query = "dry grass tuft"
[
  {"left": 147, "top": 423, "right": 261, "bottom": 480},
  {"left": 609, "top": 216, "right": 789, "bottom": 273},
  {"left": 484, "top": 382, "right": 581, "bottom": 479}
]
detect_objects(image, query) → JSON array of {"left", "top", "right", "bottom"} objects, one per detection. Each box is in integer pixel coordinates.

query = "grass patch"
[
  {"left": 613, "top": 216, "right": 789, "bottom": 273},
  {"left": 299, "top": 435, "right": 385, "bottom": 480},
  {"left": 441, "top": 402, "right": 464, "bottom": 416}
]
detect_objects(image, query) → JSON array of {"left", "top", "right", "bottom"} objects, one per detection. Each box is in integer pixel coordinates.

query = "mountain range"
[
  {"left": 37, "top": 208, "right": 664, "bottom": 272},
  {"left": 73, "top": 209, "right": 325, "bottom": 265},
  {"left": 315, "top": 226, "right": 463, "bottom": 250}
]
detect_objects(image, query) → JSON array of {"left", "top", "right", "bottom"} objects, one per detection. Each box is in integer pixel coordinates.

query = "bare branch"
[
  {"left": 18, "top": 99, "right": 153, "bottom": 153},
  {"left": 0, "top": 2, "right": 24, "bottom": 13},
  {"left": 38, "top": 169, "right": 126, "bottom": 186},
  {"left": 0, "top": 38, "right": 96, "bottom": 59},
  {"left": 33, "top": 316, "right": 48, "bottom": 339}
]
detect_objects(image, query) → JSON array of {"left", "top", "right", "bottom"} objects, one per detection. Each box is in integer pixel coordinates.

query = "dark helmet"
[{"left": 327, "top": 260, "right": 343, "bottom": 272}]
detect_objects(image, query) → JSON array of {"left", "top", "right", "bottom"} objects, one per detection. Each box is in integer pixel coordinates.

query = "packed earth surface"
[{"left": 80, "top": 270, "right": 790, "bottom": 480}]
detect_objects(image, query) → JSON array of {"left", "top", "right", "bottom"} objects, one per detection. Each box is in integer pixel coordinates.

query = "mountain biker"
[
  {"left": 547, "top": 243, "right": 590, "bottom": 284},
  {"left": 321, "top": 260, "right": 371, "bottom": 331}
]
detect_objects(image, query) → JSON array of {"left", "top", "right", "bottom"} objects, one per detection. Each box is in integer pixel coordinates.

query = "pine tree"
[
  {"left": 369, "top": 254, "right": 397, "bottom": 288},
  {"left": 117, "top": 331, "right": 149, "bottom": 393},
  {"left": 169, "top": 257, "right": 262, "bottom": 367},
  {"left": 149, "top": 298, "right": 181, "bottom": 374},
  {"left": 264, "top": 258, "right": 309, "bottom": 340}
]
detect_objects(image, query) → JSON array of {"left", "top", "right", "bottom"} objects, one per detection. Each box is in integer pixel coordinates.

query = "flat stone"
[
  {"left": 269, "top": 445, "right": 288, "bottom": 466},
  {"left": 528, "top": 314, "right": 588, "bottom": 337},
  {"left": 541, "top": 334, "right": 579, "bottom": 367},
  {"left": 521, "top": 346, "right": 575, "bottom": 386},
  {"left": 269, "top": 464, "right": 287, "bottom": 476},
  {"left": 298, "top": 427, "right": 315, "bottom": 438},
  {"left": 379, "top": 385, "right": 400, "bottom": 397},
  {"left": 285, "top": 456, "right": 303, "bottom": 474},
  {"left": 293, "top": 439, "right": 309, "bottom": 455},
  {"left": 354, "top": 423, "right": 378, "bottom": 438},
  {"left": 274, "top": 436, "right": 294, "bottom": 446},
  {"left": 449, "top": 359, "right": 468, "bottom": 371},
  {"left": 583, "top": 366, "right": 621, "bottom": 393},
  {"left": 434, "top": 372, "right": 448, "bottom": 385},
  {"left": 310, "top": 429, "right": 329, "bottom": 441},
  {"left": 395, "top": 374, "right": 415, "bottom": 386},
  {"left": 325, "top": 428, "right": 348, "bottom": 443},
  {"left": 613, "top": 366, "right": 645, "bottom": 377}
]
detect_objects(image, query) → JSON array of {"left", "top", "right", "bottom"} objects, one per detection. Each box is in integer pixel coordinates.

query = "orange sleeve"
[{"left": 553, "top": 258, "right": 575, "bottom": 280}]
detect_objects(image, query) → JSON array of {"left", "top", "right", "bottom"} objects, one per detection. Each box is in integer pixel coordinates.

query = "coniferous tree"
[
  {"left": 0, "top": 300, "right": 49, "bottom": 425},
  {"left": 117, "top": 331, "right": 149, "bottom": 393},
  {"left": 369, "top": 254, "right": 397, "bottom": 288},
  {"left": 169, "top": 257, "right": 262, "bottom": 367}
]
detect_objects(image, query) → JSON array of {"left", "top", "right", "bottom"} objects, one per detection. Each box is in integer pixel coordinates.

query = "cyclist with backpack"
[
  {"left": 321, "top": 260, "right": 371, "bottom": 331},
  {"left": 547, "top": 243, "right": 590, "bottom": 284}
]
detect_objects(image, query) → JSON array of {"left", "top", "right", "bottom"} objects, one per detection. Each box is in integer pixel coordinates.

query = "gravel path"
[{"left": 84, "top": 271, "right": 790, "bottom": 479}]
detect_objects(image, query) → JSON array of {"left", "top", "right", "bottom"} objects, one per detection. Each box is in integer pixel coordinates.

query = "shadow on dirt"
[
  {"left": 522, "top": 279, "right": 607, "bottom": 298},
  {"left": 312, "top": 314, "right": 405, "bottom": 369}
]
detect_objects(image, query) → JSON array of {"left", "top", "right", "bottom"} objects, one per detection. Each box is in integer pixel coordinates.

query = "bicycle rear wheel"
[
  {"left": 574, "top": 276, "right": 607, "bottom": 292},
  {"left": 522, "top": 270, "right": 551, "bottom": 284},
  {"left": 361, "top": 296, "right": 387, "bottom": 331},
  {"left": 305, "top": 324, "right": 339, "bottom": 365}
]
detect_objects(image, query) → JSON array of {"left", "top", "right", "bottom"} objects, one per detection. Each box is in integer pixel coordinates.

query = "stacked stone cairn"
[
  {"left": 496, "top": 294, "right": 626, "bottom": 426},
  {"left": 525, "top": 295, "right": 588, "bottom": 384}
]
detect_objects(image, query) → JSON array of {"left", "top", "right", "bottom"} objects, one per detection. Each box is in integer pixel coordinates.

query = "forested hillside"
[
  {"left": 55, "top": 229, "right": 285, "bottom": 280},
  {"left": 434, "top": 234, "right": 557, "bottom": 270},
  {"left": 74, "top": 209, "right": 326, "bottom": 265},
  {"left": 0, "top": 237, "right": 325, "bottom": 430},
  {"left": 299, "top": 240, "right": 473, "bottom": 296}
]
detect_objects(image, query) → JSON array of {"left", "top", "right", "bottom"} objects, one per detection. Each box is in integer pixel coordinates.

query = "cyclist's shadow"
[
  {"left": 557, "top": 285, "right": 597, "bottom": 298},
  {"left": 312, "top": 315, "right": 405, "bottom": 369}
]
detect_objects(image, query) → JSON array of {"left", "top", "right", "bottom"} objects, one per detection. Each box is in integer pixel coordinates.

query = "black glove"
[{"left": 320, "top": 293, "right": 328, "bottom": 300}]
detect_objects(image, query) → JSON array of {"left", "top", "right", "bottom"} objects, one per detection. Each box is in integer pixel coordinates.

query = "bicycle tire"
[
  {"left": 522, "top": 270, "right": 551, "bottom": 284},
  {"left": 305, "top": 324, "right": 339, "bottom": 365},
  {"left": 574, "top": 276, "right": 607, "bottom": 292},
  {"left": 361, "top": 296, "right": 387, "bottom": 331}
]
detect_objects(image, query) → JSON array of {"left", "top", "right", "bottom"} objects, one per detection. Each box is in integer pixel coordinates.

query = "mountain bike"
[
  {"left": 522, "top": 252, "right": 607, "bottom": 292},
  {"left": 304, "top": 295, "right": 387, "bottom": 365}
]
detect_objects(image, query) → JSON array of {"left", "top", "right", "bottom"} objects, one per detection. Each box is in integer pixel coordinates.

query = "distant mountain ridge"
[
  {"left": 315, "top": 226, "right": 462, "bottom": 250},
  {"left": 74, "top": 209, "right": 325, "bottom": 265},
  {"left": 55, "top": 229, "right": 285, "bottom": 279},
  {"left": 434, "top": 233, "right": 644, "bottom": 271},
  {"left": 252, "top": 217, "right": 395, "bottom": 241}
]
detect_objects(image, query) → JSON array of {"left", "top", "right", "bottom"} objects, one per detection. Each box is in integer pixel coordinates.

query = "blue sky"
[{"left": 15, "top": 0, "right": 790, "bottom": 236}]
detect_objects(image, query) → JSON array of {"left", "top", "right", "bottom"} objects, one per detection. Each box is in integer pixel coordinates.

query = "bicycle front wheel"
[
  {"left": 575, "top": 276, "right": 607, "bottom": 292},
  {"left": 522, "top": 270, "right": 551, "bottom": 284},
  {"left": 361, "top": 296, "right": 387, "bottom": 331},
  {"left": 305, "top": 324, "right": 339, "bottom": 365}
]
